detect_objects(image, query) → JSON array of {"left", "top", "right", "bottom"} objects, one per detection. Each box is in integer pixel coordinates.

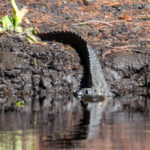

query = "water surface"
[{"left": 0, "top": 96, "right": 150, "bottom": 150}]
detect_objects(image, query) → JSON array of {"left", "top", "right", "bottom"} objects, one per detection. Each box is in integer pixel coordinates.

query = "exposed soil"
[
  {"left": 0, "top": 33, "right": 82, "bottom": 110},
  {"left": 0, "top": 0, "right": 150, "bottom": 111}
]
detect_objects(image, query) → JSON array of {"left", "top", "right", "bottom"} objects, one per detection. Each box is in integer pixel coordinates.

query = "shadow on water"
[{"left": 0, "top": 94, "right": 150, "bottom": 150}]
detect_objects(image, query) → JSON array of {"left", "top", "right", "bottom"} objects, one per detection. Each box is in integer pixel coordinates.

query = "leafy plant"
[
  {"left": 15, "top": 100, "right": 24, "bottom": 108},
  {"left": 0, "top": 0, "right": 38, "bottom": 42},
  {"left": 11, "top": 0, "right": 28, "bottom": 28}
]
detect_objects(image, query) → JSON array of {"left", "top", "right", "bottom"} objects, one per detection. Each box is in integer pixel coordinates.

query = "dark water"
[{"left": 0, "top": 96, "right": 150, "bottom": 150}]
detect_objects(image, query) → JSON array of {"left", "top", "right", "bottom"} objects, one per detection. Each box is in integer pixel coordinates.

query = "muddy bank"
[
  {"left": 0, "top": 0, "right": 150, "bottom": 111},
  {"left": 103, "top": 50, "right": 150, "bottom": 94},
  {"left": 0, "top": 32, "right": 149, "bottom": 111},
  {"left": 0, "top": 33, "right": 82, "bottom": 109}
]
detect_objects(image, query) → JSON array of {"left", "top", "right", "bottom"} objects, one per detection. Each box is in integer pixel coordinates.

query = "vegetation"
[
  {"left": 0, "top": 0, "right": 37, "bottom": 43},
  {"left": 15, "top": 100, "right": 24, "bottom": 108}
]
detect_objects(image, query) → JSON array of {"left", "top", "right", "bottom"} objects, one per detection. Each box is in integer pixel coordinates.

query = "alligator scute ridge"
[{"left": 37, "top": 31, "right": 112, "bottom": 97}]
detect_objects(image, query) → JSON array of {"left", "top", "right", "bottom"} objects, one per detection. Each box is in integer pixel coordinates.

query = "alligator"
[{"left": 37, "top": 31, "right": 114, "bottom": 98}]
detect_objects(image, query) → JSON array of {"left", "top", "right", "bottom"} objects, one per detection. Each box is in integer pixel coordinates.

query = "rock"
[{"left": 41, "top": 77, "right": 52, "bottom": 89}]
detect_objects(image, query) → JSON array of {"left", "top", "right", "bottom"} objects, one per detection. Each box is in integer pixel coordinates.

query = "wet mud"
[
  {"left": 0, "top": 32, "right": 149, "bottom": 111},
  {"left": 103, "top": 51, "right": 150, "bottom": 94},
  {"left": 0, "top": 33, "right": 82, "bottom": 109}
]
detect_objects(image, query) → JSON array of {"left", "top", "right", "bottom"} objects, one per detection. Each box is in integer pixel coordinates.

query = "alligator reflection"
[{"left": 0, "top": 95, "right": 150, "bottom": 150}]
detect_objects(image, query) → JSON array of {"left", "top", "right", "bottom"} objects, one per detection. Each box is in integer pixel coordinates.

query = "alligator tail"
[{"left": 37, "top": 31, "right": 92, "bottom": 88}]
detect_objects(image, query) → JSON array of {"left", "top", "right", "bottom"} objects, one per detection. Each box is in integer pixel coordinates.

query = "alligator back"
[{"left": 87, "top": 45, "right": 111, "bottom": 96}]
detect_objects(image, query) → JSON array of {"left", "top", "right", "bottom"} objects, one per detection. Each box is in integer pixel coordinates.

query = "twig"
[
  {"left": 73, "top": 20, "right": 113, "bottom": 26},
  {"left": 102, "top": 45, "right": 150, "bottom": 58}
]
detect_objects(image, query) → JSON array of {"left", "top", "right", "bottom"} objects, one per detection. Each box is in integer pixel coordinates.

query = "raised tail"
[{"left": 37, "top": 31, "right": 92, "bottom": 88}]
